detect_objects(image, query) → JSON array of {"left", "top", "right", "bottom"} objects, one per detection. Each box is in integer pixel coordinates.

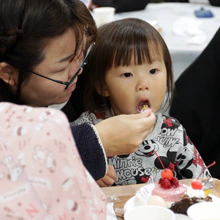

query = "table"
[
  {"left": 114, "top": 3, "right": 220, "bottom": 81},
  {"left": 102, "top": 178, "right": 220, "bottom": 219}
]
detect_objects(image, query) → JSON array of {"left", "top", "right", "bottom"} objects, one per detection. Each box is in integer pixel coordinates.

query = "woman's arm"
[
  {"left": 71, "top": 109, "right": 156, "bottom": 180},
  {"left": 70, "top": 123, "right": 108, "bottom": 180}
]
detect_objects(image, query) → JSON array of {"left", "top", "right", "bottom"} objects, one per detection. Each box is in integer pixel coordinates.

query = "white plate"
[
  {"left": 124, "top": 196, "right": 142, "bottom": 213},
  {"left": 124, "top": 194, "right": 220, "bottom": 213},
  {"left": 174, "top": 214, "right": 192, "bottom": 220}
]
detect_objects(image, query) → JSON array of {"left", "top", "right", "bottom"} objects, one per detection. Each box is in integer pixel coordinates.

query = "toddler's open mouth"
[{"left": 138, "top": 100, "right": 150, "bottom": 113}]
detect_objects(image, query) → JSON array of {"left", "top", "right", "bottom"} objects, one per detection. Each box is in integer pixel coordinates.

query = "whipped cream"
[{"left": 186, "top": 186, "right": 206, "bottom": 198}]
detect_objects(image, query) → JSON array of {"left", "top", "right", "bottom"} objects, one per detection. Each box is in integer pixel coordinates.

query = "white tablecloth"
[{"left": 114, "top": 3, "right": 220, "bottom": 81}]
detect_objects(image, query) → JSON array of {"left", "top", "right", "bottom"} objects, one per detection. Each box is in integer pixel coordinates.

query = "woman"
[
  {"left": 0, "top": 102, "right": 106, "bottom": 219},
  {"left": 0, "top": 0, "right": 155, "bottom": 181}
]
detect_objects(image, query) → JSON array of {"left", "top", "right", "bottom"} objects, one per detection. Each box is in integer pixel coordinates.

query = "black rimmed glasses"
[{"left": 27, "top": 42, "right": 95, "bottom": 89}]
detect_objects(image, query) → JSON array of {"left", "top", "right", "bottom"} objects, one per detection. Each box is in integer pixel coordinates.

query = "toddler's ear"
[
  {"left": 0, "top": 62, "right": 18, "bottom": 86},
  {"left": 96, "top": 83, "right": 110, "bottom": 97}
]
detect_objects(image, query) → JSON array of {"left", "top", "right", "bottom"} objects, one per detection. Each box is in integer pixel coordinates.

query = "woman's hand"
[
  {"left": 95, "top": 109, "right": 156, "bottom": 156},
  {"left": 96, "top": 165, "right": 118, "bottom": 187}
]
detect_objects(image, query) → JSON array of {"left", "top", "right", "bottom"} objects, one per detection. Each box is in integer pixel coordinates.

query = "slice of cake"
[
  {"left": 170, "top": 179, "right": 213, "bottom": 215},
  {"left": 152, "top": 181, "right": 186, "bottom": 202},
  {"left": 150, "top": 153, "right": 187, "bottom": 203},
  {"left": 170, "top": 194, "right": 212, "bottom": 215}
]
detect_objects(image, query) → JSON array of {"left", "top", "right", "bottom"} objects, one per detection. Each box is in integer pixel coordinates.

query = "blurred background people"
[
  {"left": 208, "top": 0, "right": 220, "bottom": 6},
  {"left": 88, "top": 0, "right": 151, "bottom": 13},
  {"left": 170, "top": 28, "right": 220, "bottom": 178}
]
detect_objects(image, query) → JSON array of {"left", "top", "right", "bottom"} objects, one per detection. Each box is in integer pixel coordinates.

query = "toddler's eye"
[
  {"left": 122, "top": 72, "right": 133, "bottom": 77},
  {"left": 149, "top": 69, "right": 158, "bottom": 74}
]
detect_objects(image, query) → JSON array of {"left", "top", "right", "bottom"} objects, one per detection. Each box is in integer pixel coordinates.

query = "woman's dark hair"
[
  {"left": 83, "top": 18, "right": 173, "bottom": 113},
  {"left": 0, "top": 0, "right": 97, "bottom": 103}
]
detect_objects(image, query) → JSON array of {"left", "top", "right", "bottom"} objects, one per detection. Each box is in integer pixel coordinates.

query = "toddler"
[{"left": 72, "top": 18, "right": 211, "bottom": 185}]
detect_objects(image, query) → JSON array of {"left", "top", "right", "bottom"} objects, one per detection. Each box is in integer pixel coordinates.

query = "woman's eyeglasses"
[{"left": 27, "top": 42, "right": 95, "bottom": 89}]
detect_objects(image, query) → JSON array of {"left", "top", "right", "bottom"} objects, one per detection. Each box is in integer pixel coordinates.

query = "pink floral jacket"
[{"left": 0, "top": 102, "right": 106, "bottom": 219}]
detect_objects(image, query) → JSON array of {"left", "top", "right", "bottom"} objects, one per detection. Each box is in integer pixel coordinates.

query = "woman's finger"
[
  {"left": 96, "top": 179, "right": 108, "bottom": 187},
  {"left": 96, "top": 175, "right": 115, "bottom": 187},
  {"left": 107, "top": 165, "right": 118, "bottom": 181}
]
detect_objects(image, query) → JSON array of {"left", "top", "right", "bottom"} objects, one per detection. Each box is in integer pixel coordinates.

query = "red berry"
[
  {"left": 159, "top": 178, "right": 172, "bottom": 189},
  {"left": 171, "top": 177, "right": 179, "bottom": 188},
  {"left": 161, "top": 169, "right": 173, "bottom": 180},
  {"left": 191, "top": 180, "right": 202, "bottom": 190},
  {"left": 159, "top": 178, "right": 163, "bottom": 184}
]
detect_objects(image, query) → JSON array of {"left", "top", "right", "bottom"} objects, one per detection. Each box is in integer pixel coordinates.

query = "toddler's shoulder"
[{"left": 160, "top": 114, "right": 182, "bottom": 127}]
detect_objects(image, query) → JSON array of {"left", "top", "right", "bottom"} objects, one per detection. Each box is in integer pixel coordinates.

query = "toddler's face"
[{"left": 103, "top": 54, "right": 167, "bottom": 115}]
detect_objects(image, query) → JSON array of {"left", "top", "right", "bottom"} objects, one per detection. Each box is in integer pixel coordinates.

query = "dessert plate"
[
  {"left": 174, "top": 214, "right": 192, "bottom": 220},
  {"left": 124, "top": 194, "right": 220, "bottom": 213}
]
